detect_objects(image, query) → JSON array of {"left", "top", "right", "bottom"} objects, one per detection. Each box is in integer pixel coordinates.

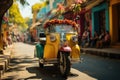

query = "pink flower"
[
  {"left": 57, "top": 3, "right": 65, "bottom": 11},
  {"left": 75, "top": 0, "right": 83, "bottom": 4}
]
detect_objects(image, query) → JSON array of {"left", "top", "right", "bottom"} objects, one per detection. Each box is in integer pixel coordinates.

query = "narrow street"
[
  {"left": 1, "top": 0, "right": 120, "bottom": 80},
  {"left": 2, "top": 42, "right": 120, "bottom": 80}
]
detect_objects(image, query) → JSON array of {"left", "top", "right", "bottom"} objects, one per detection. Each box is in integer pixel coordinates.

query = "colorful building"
[
  {"left": 109, "top": 0, "right": 120, "bottom": 48},
  {"left": 91, "top": 2, "right": 109, "bottom": 36},
  {"left": 63, "top": 0, "right": 95, "bottom": 38},
  {"left": 34, "top": 0, "right": 64, "bottom": 40},
  {"left": 76, "top": 0, "right": 109, "bottom": 38},
  {"left": 80, "top": 0, "right": 120, "bottom": 48}
]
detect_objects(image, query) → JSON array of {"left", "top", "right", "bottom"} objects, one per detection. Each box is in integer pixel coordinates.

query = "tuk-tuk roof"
[{"left": 44, "top": 19, "right": 78, "bottom": 28}]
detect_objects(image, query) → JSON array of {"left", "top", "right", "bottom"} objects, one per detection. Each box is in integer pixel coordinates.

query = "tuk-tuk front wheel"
[{"left": 58, "top": 51, "right": 71, "bottom": 78}]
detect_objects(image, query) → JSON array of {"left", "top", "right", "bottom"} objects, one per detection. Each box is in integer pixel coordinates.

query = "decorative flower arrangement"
[
  {"left": 44, "top": 19, "right": 78, "bottom": 28},
  {"left": 72, "top": 0, "right": 86, "bottom": 14}
]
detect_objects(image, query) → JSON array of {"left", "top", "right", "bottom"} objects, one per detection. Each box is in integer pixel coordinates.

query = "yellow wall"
[
  {"left": 109, "top": 0, "right": 120, "bottom": 43},
  {"left": 109, "top": 6, "right": 113, "bottom": 43}
]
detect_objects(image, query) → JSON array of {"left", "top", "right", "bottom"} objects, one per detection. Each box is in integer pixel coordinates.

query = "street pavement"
[{"left": 2, "top": 42, "right": 120, "bottom": 80}]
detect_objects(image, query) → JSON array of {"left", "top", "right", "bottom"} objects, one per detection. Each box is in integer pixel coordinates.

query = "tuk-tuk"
[{"left": 34, "top": 19, "right": 80, "bottom": 77}]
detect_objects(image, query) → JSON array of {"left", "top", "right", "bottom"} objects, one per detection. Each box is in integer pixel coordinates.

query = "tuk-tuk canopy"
[{"left": 44, "top": 19, "right": 78, "bottom": 29}]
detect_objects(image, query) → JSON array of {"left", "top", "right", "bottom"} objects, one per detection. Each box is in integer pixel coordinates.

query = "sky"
[{"left": 18, "top": 0, "right": 43, "bottom": 18}]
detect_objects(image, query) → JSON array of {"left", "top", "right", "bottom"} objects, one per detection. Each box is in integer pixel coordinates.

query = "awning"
[{"left": 85, "top": 0, "right": 104, "bottom": 10}]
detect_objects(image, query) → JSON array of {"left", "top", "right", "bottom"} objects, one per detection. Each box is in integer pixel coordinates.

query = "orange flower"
[{"left": 44, "top": 19, "right": 78, "bottom": 28}]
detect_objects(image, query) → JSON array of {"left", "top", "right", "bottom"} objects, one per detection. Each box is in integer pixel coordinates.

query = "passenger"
[
  {"left": 90, "top": 31, "right": 99, "bottom": 47},
  {"left": 102, "top": 31, "right": 111, "bottom": 48},
  {"left": 96, "top": 29, "right": 105, "bottom": 48},
  {"left": 81, "top": 29, "right": 88, "bottom": 48},
  {"left": 81, "top": 27, "right": 91, "bottom": 48},
  {"left": 86, "top": 27, "right": 91, "bottom": 47}
]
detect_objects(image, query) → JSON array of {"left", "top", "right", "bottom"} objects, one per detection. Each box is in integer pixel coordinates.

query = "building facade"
[{"left": 92, "top": 2, "right": 109, "bottom": 36}]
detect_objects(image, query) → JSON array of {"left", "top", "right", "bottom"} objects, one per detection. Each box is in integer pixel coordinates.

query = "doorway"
[
  {"left": 113, "top": 3, "right": 120, "bottom": 43},
  {"left": 94, "top": 9, "right": 106, "bottom": 35},
  {"left": 117, "top": 3, "right": 120, "bottom": 42},
  {"left": 98, "top": 9, "right": 106, "bottom": 34}
]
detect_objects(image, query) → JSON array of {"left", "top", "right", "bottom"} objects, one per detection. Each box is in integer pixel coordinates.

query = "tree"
[
  {"left": 24, "top": 17, "right": 32, "bottom": 27},
  {"left": 0, "top": 0, "right": 29, "bottom": 33},
  {"left": 0, "top": 0, "right": 29, "bottom": 51},
  {"left": 9, "top": 2, "right": 28, "bottom": 29},
  {"left": 0, "top": 0, "right": 46, "bottom": 51},
  {"left": 0, "top": 0, "right": 13, "bottom": 33},
  {"left": 0, "top": 0, "right": 13, "bottom": 52}
]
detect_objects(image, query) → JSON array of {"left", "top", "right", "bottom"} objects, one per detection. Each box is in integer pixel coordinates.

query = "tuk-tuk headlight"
[
  {"left": 71, "top": 36, "right": 78, "bottom": 42},
  {"left": 50, "top": 34, "right": 56, "bottom": 42}
]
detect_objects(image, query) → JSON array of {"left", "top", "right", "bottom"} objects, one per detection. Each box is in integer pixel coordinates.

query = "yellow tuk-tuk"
[{"left": 34, "top": 19, "right": 80, "bottom": 77}]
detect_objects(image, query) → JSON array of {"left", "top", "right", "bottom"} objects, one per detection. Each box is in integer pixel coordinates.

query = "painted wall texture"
[{"left": 109, "top": 0, "right": 120, "bottom": 43}]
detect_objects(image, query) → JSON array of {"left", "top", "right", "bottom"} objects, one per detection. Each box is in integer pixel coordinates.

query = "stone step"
[
  {"left": 0, "top": 61, "right": 6, "bottom": 79},
  {"left": 0, "top": 62, "right": 5, "bottom": 72},
  {"left": 81, "top": 48, "right": 120, "bottom": 59},
  {"left": 0, "top": 44, "right": 13, "bottom": 79},
  {"left": 0, "top": 56, "right": 10, "bottom": 79},
  {"left": 111, "top": 43, "right": 120, "bottom": 49},
  {"left": 110, "top": 45, "right": 120, "bottom": 49},
  {"left": 0, "top": 55, "right": 10, "bottom": 65},
  {"left": 0, "top": 58, "right": 9, "bottom": 72}
]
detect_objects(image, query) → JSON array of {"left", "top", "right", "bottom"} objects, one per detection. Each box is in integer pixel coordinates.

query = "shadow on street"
[
  {"left": 25, "top": 65, "right": 79, "bottom": 80},
  {"left": 3, "top": 56, "right": 79, "bottom": 80}
]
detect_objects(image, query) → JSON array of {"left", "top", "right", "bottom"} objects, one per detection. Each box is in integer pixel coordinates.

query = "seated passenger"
[
  {"left": 81, "top": 26, "right": 91, "bottom": 48},
  {"left": 96, "top": 31, "right": 111, "bottom": 48},
  {"left": 90, "top": 31, "right": 99, "bottom": 47},
  {"left": 96, "top": 30, "right": 105, "bottom": 48},
  {"left": 81, "top": 29, "right": 88, "bottom": 48},
  {"left": 102, "top": 31, "right": 111, "bottom": 48}
]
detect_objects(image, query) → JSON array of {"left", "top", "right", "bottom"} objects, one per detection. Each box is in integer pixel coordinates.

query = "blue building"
[
  {"left": 36, "top": 0, "right": 64, "bottom": 37},
  {"left": 37, "top": 0, "right": 64, "bottom": 20},
  {"left": 91, "top": 2, "right": 109, "bottom": 36}
]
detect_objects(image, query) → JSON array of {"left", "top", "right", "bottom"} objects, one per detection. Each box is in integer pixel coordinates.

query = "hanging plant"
[
  {"left": 72, "top": 3, "right": 81, "bottom": 14},
  {"left": 72, "top": 0, "right": 86, "bottom": 14}
]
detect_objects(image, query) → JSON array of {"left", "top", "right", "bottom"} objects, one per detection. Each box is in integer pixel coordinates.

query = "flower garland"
[{"left": 44, "top": 19, "right": 78, "bottom": 28}]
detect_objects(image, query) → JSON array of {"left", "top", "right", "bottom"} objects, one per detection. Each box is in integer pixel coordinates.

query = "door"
[
  {"left": 94, "top": 9, "right": 106, "bottom": 35},
  {"left": 117, "top": 3, "right": 120, "bottom": 42}
]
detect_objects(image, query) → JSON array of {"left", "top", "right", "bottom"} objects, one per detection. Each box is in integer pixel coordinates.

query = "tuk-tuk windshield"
[{"left": 48, "top": 24, "right": 75, "bottom": 33}]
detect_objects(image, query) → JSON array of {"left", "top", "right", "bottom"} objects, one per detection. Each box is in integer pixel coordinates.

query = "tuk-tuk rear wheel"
[{"left": 58, "top": 51, "right": 71, "bottom": 78}]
